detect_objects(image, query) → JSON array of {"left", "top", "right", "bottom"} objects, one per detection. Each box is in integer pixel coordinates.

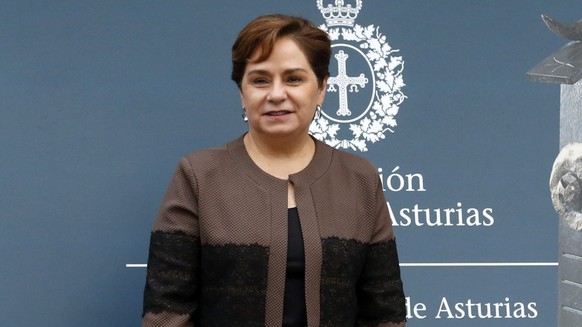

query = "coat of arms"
[{"left": 309, "top": 0, "right": 406, "bottom": 152}]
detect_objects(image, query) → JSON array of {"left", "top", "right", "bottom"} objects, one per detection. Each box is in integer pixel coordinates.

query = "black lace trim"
[
  {"left": 320, "top": 238, "right": 406, "bottom": 326},
  {"left": 144, "top": 234, "right": 270, "bottom": 326},
  {"left": 320, "top": 237, "right": 368, "bottom": 326},
  {"left": 198, "top": 243, "right": 269, "bottom": 327},
  {"left": 357, "top": 239, "right": 407, "bottom": 326},
  {"left": 143, "top": 230, "right": 200, "bottom": 316}
]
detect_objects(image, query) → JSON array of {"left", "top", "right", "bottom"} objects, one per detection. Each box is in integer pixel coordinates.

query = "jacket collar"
[{"left": 226, "top": 134, "right": 334, "bottom": 189}]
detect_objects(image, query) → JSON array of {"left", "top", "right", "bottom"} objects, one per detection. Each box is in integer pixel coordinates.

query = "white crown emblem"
[
  {"left": 317, "top": 0, "right": 362, "bottom": 27},
  {"left": 310, "top": 0, "right": 406, "bottom": 152}
]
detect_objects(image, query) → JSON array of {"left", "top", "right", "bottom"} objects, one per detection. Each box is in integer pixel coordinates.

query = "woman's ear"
[{"left": 318, "top": 77, "right": 328, "bottom": 104}]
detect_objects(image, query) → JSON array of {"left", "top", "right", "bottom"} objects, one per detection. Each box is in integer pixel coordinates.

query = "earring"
[
  {"left": 315, "top": 105, "right": 322, "bottom": 120},
  {"left": 242, "top": 107, "right": 248, "bottom": 122}
]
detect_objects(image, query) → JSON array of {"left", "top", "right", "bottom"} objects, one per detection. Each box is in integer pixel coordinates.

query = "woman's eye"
[
  {"left": 252, "top": 78, "right": 269, "bottom": 86},
  {"left": 287, "top": 76, "right": 302, "bottom": 84}
]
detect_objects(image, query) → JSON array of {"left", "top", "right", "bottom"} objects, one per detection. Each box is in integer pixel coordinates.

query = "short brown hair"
[{"left": 231, "top": 14, "right": 331, "bottom": 88}]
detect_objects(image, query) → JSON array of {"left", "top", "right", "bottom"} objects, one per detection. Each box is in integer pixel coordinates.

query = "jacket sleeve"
[
  {"left": 356, "top": 176, "right": 407, "bottom": 327},
  {"left": 142, "top": 158, "right": 200, "bottom": 327}
]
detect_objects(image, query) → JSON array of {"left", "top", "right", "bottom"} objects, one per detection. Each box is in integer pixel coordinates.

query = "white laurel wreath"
[{"left": 310, "top": 24, "right": 406, "bottom": 152}]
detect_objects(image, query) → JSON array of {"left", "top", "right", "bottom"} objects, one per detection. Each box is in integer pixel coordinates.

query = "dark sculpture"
[
  {"left": 528, "top": 16, "right": 582, "bottom": 84},
  {"left": 528, "top": 14, "right": 582, "bottom": 327},
  {"left": 542, "top": 15, "right": 582, "bottom": 41}
]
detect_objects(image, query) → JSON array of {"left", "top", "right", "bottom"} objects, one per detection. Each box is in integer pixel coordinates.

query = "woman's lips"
[{"left": 266, "top": 110, "right": 291, "bottom": 116}]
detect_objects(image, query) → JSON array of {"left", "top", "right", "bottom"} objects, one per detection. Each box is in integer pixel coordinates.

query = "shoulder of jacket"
[
  {"left": 179, "top": 144, "right": 230, "bottom": 173},
  {"left": 329, "top": 147, "right": 378, "bottom": 178}
]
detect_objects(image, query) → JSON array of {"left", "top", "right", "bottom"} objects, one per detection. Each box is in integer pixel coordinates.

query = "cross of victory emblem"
[
  {"left": 310, "top": 0, "right": 406, "bottom": 152},
  {"left": 328, "top": 50, "right": 369, "bottom": 117}
]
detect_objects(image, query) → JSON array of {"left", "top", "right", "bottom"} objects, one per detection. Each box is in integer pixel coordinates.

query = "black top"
[{"left": 282, "top": 207, "right": 307, "bottom": 327}]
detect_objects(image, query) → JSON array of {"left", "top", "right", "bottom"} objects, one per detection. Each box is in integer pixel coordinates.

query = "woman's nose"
[{"left": 267, "top": 81, "right": 287, "bottom": 102}]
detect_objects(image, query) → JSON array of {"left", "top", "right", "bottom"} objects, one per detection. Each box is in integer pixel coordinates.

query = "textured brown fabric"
[
  {"left": 143, "top": 312, "right": 193, "bottom": 327},
  {"left": 143, "top": 135, "right": 406, "bottom": 327}
]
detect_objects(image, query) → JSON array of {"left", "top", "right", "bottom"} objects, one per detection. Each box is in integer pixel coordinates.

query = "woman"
[{"left": 142, "top": 14, "right": 406, "bottom": 327}]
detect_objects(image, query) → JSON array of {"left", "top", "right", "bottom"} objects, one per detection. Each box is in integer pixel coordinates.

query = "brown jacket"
[{"left": 143, "top": 135, "right": 406, "bottom": 327}]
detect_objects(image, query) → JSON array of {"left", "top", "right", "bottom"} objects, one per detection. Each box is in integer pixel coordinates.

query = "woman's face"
[{"left": 240, "top": 37, "right": 326, "bottom": 140}]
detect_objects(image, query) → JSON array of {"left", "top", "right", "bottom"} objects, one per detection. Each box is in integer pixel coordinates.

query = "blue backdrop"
[{"left": 1, "top": 1, "right": 579, "bottom": 326}]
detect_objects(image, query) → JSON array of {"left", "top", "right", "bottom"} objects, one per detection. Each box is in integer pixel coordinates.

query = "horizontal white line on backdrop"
[
  {"left": 400, "top": 262, "right": 558, "bottom": 267},
  {"left": 125, "top": 262, "right": 559, "bottom": 268}
]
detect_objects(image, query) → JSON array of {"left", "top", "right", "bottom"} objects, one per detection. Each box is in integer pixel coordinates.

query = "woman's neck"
[{"left": 243, "top": 132, "right": 315, "bottom": 180}]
